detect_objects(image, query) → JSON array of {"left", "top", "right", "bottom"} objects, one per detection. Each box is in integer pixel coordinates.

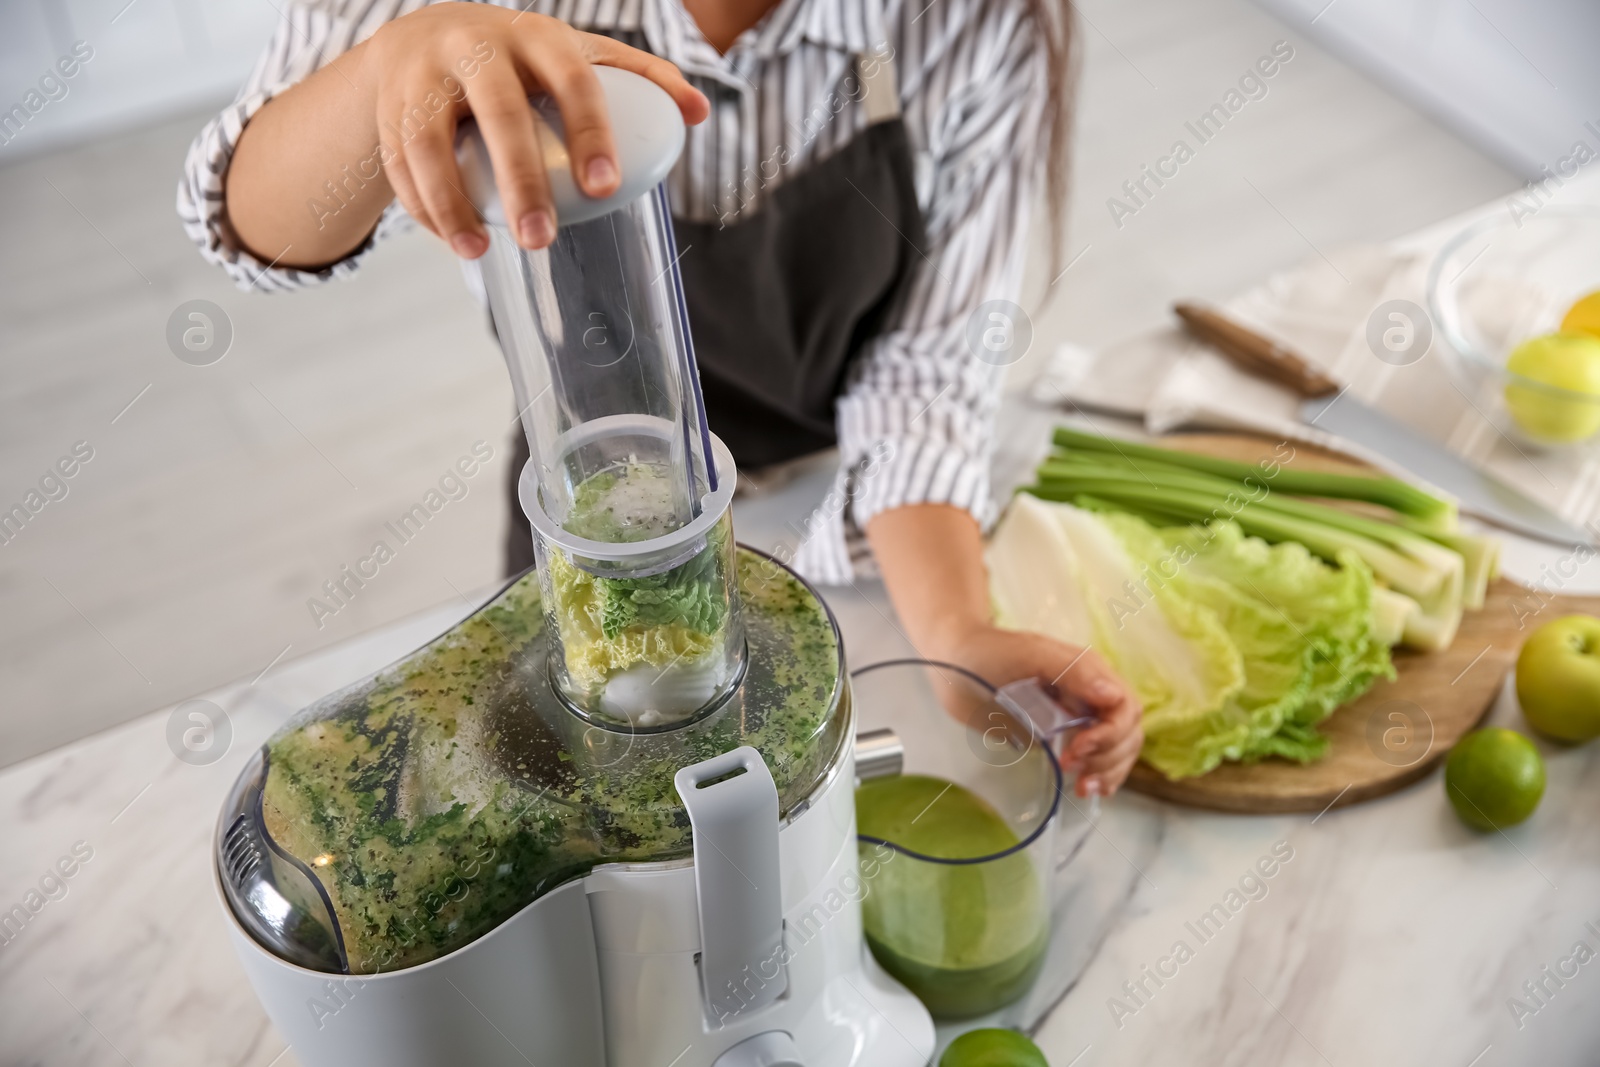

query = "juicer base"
[{"left": 217, "top": 738, "right": 936, "bottom": 1067}]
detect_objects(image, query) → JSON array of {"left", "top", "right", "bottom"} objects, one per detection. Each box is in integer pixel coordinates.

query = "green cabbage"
[
  {"left": 546, "top": 524, "right": 730, "bottom": 693},
  {"left": 989, "top": 497, "right": 1394, "bottom": 779},
  {"left": 546, "top": 465, "right": 732, "bottom": 693},
  {"left": 1112, "top": 515, "right": 1393, "bottom": 777},
  {"left": 591, "top": 533, "right": 728, "bottom": 639},
  {"left": 989, "top": 495, "right": 1246, "bottom": 754}
]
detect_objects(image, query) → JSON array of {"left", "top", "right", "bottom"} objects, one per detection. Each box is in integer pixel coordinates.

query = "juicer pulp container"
[{"left": 464, "top": 67, "right": 737, "bottom": 729}]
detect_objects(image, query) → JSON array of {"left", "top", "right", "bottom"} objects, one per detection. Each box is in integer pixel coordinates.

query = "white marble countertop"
[{"left": 6, "top": 407, "right": 1600, "bottom": 1067}]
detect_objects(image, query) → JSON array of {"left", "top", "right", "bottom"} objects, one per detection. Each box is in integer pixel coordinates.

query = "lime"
[
  {"left": 1444, "top": 728, "right": 1545, "bottom": 831},
  {"left": 939, "top": 1028, "right": 1049, "bottom": 1067},
  {"left": 1561, "top": 290, "right": 1600, "bottom": 339}
]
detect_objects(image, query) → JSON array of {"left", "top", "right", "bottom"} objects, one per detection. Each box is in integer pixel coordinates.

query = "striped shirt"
[{"left": 177, "top": 0, "right": 1047, "bottom": 585}]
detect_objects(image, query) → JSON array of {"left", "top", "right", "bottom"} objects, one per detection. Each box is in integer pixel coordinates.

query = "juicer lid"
[
  {"left": 215, "top": 547, "right": 849, "bottom": 976},
  {"left": 456, "top": 66, "right": 686, "bottom": 228}
]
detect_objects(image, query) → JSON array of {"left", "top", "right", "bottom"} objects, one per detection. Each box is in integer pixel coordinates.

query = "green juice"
[{"left": 856, "top": 775, "right": 1048, "bottom": 1019}]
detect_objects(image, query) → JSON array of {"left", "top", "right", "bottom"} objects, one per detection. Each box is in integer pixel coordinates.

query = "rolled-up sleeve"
[
  {"left": 175, "top": 0, "right": 414, "bottom": 292},
  {"left": 794, "top": 4, "right": 1047, "bottom": 584}
]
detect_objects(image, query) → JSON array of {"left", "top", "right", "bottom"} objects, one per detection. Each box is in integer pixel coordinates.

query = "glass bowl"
[
  {"left": 1426, "top": 204, "right": 1600, "bottom": 449},
  {"left": 850, "top": 659, "right": 1089, "bottom": 1020}
]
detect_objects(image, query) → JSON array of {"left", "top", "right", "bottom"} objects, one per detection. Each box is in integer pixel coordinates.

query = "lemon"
[
  {"left": 939, "top": 1029, "right": 1050, "bottom": 1067},
  {"left": 1561, "top": 290, "right": 1600, "bottom": 339},
  {"left": 1444, "top": 728, "right": 1545, "bottom": 831}
]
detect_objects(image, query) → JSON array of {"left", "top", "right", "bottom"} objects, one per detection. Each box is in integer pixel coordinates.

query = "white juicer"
[{"left": 214, "top": 68, "right": 934, "bottom": 1067}]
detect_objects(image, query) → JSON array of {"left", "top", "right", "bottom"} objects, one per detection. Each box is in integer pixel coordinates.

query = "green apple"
[
  {"left": 1504, "top": 332, "right": 1600, "bottom": 443},
  {"left": 1517, "top": 614, "right": 1600, "bottom": 741}
]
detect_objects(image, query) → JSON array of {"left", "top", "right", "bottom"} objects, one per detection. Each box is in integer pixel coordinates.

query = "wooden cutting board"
[{"left": 1114, "top": 434, "right": 1598, "bottom": 814}]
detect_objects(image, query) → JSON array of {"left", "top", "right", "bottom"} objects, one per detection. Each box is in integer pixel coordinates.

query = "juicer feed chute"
[{"left": 462, "top": 66, "right": 741, "bottom": 729}]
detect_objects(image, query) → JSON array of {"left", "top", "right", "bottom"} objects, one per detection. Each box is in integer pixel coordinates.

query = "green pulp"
[
  {"left": 857, "top": 775, "right": 1048, "bottom": 1019},
  {"left": 259, "top": 550, "right": 842, "bottom": 974},
  {"left": 546, "top": 466, "right": 734, "bottom": 700},
  {"left": 562, "top": 462, "right": 686, "bottom": 544}
]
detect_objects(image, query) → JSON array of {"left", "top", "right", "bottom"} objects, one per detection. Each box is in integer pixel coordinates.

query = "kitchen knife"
[
  {"left": 1301, "top": 391, "right": 1595, "bottom": 548},
  {"left": 1174, "top": 302, "right": 1597, "bottom": 550}
]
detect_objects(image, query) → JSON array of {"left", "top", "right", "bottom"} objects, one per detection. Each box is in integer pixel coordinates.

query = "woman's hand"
[
  {"left": 866, "top": 503, "right": 1144, "bottom": 798},
  {"left": 932, "top": 623, "right": 1144, "bottom": 798},
  {"left": 362, "top": 3, "right": 707, "bottom": 254},
  {"left": 227, "top": 2, "right": 709, "bottom": 268}
]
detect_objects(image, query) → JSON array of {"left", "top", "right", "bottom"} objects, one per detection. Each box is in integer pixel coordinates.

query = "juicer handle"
[
  {"left": 675, "top": 747, "right": 788, "bottom": 1023},
  {"left": 992, "top": 684, "right": 1107, "bottom": 831},
  {"left": 996, "top": 679, "right": 1095, "bottom": 756},
  {"left": 995, "top": 679, "right": 1101, "bottom": 867}
]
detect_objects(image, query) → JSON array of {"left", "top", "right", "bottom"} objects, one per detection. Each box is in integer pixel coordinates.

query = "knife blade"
[
  {"left": 1171, "top": 301, "right": 1596, "bottom": 550},
  {"left": 1301, "top": 391, "right": 1595, "bottom": 549}
]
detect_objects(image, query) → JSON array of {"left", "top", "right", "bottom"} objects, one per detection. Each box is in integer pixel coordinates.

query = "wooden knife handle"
[{"left": 1173, "top": 302, "right": 1340, "bottom": 398}]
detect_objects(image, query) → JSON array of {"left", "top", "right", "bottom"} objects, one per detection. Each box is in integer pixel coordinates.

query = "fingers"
[
  {"left": 1068, "top": 690, "right": 1141, "bottom": 758},
  {"left": 1065, "top": 695, "right": 1141, "bottom": 793},
  {"left": 461, "top": 64, "right": 556, "bottom": 248},
  {"left": 581, "top": 34, "right": 710, "bottom": 124},
  {"left": 1075, "top": 722, "right": 1143, "bottom": 796},
  {"left": 369, "top": 8, "right": 708, "bottom": 261},
  {"left": 380, "top": 124, "right": 430, "bottom": 237},
  {"left": 395, "top": 86, "right": 486, "bottom": 257},
  {"left": 1043, "top": 644, "right": 1142, "bottom": 795},
  {"left": 1062, "top": 699, "right": 1139, "bottom": 789},
  {"left": 405, "top": 130, "right": 486, "bottom": 257},
  {"left": 1049, "top": 646, "right": 1128, "bottom": 713},
  {"left": 986, "top": 635, "right": 1142, "bottom": 792},
  {"left": 518, "top": 32, "right": 619, "bottom": 201}
]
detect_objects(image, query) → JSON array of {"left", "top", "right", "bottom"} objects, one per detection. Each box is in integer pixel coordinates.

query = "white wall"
[
  {"left": 1254, "top": 0, "right": 1600, "bottom": 178},
  {"left": 0, "top": 0, "right": 276, "bottom": 161}
]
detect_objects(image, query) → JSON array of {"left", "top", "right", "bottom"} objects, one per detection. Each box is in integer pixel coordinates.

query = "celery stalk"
[
  {"left": 1050, "top": 427, "right": 1458, "bottom": 529},
  {"left": 1395, "top": 518, "right": 1498, "bottom": 609},
  {"left": 1370, "top": 587, "right": 1417, "bottom": 648},
  {"left": 1402, "top": 602, "right": 1462, "bottom": 652}
]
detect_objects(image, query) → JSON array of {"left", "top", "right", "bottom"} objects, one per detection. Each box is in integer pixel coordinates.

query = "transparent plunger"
[{"left": 458, "top": 67, "right": 745, "bottom": 730}]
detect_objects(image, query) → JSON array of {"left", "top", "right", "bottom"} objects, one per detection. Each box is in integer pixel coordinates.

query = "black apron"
[{"left": 504, "top": 62, "right": 926, "bottom": 576}]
